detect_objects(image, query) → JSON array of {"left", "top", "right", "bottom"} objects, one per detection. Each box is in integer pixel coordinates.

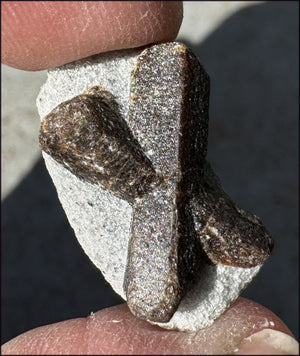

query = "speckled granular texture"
[
  {"left": 37, "top": 48, "right": 139, "bottom": 300},
  {"left": 189, "top": 162, "right": 274, "bottom": 267},
  {"left": 124, "top": 43, "right": 210, "bottom": 322},
  {"left": 37, "top": 42, "right": 272, "bottom": 331},
  {"left": 39, "top": 87, "right": 159, "bottom": 203}
]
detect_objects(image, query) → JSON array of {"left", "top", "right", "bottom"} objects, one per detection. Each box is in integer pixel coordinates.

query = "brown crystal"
[{"left": 39, "top": 42, "right": 274, "bottom": 324}]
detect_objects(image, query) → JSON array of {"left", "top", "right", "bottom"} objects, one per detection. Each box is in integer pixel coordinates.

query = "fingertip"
[
  {"left": 2, "top": 1, "right": 183, "bottom": 71},
  {"left": 2, "top": 299, "right": 297, "bottom": 355}
]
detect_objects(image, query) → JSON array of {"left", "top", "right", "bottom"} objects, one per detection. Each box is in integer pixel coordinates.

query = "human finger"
[
  {"left": 2, "top": 298, "right": 298, "bottom": 355},
  {"left": 1, "top": 1, "right": 183, "bottom": 70}
]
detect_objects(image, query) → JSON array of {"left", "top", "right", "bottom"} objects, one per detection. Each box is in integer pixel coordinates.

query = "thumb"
[{"left": 1, "top": 298, "right": 298, "bottom": 355}]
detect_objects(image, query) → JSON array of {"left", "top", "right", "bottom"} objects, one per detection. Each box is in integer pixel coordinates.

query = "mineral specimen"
[
  {"left": 38, "top": 42, "right": 274, "bottom": 330},
  {"left": 39, "top": 86, "right": 159, "bottom": 203}
]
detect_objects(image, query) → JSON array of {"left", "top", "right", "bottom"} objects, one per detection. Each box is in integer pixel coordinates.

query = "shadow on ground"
[{"left": 2, "top": 1, "right": 298, "bottom": 344}]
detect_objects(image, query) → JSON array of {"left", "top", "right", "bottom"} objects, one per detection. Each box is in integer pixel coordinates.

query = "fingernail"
[{"left": 235, "top": 329, "right": 299, "bottom": 355}]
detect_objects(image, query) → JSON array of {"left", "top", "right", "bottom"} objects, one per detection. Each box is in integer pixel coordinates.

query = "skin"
[
  {"left": 1, "top": 1, "right": 183, "bottom": 70},
  {"left": 1, "top": 1, "right": 298, "bottom": 354},
  {"left": 1, "top": 298, "right": 296, "bottom": 355}
]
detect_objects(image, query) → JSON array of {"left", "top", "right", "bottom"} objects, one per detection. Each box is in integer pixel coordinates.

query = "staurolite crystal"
[
  {"left": 39, "top": 86, "right": 159, "bottom": 203},
  {"left": 39, "top": 42, "right": 274, "bottom": 324}
]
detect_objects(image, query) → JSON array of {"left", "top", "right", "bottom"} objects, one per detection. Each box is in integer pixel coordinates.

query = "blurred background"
[{"left": 2, "top": 1, "right": 298, "bottom": 344}]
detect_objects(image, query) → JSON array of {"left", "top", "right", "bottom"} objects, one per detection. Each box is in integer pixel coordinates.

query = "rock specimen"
[{"left": 37, "top": 42, "right": 273, "bottom": 331}]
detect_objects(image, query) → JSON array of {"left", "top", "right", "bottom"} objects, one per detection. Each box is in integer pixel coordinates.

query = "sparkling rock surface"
[
  {"left": 37, "top": 42, "right": 273, "bottom": 331},
  {"left": 40, "top": 87, "right": 158, "bottom": 203},
  {"left": 124, "top": 43, "right": 210, "bottom": 322}
]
